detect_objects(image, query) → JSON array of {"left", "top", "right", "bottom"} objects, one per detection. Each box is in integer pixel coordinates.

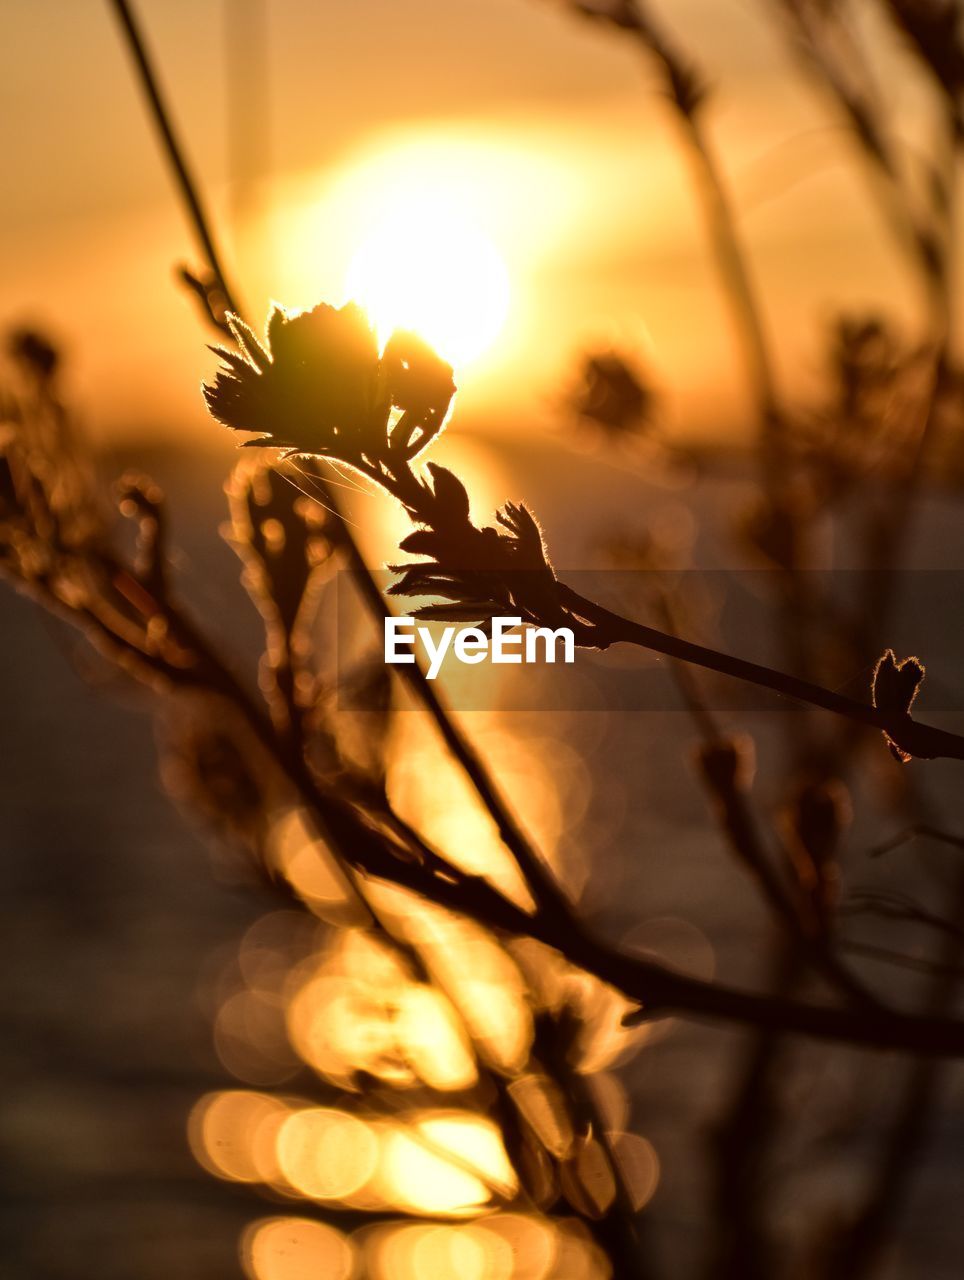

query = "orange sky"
[{"left": 0, "top": 0, "right": 943, "bottom": 446}]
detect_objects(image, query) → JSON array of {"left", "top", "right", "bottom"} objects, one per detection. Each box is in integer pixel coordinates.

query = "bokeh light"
[
  {"left": 376, "top": 1112, "right": 518, "bottom": 1216},
  {"left": 241, "top": 1217, "right": 355, "bottom": 1280},
  {"left": 276, "top": 1106, "right": 379, "bottom": 1200},
  {"left": 188, "top": 1090, "right": 289, "bottom": 1185}
]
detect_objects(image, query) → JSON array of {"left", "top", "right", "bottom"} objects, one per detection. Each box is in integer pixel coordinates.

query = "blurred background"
[
  {"left": 0, "top": 0, "right": 946, "bottom": 445},
  {"left": 5, "top": 3, "right": 964, "bottom": 1279}
]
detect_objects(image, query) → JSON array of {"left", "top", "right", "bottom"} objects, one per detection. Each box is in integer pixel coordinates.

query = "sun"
[{"left": 345, "top": 191, "right": 510, "bottom": 369}]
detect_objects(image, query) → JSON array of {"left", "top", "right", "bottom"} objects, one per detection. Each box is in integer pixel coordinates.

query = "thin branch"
[
  {"left": 771, "top": 0, "right": 945, "bottom": 310},
  {"left": 840, "top": 939, "right": 964, "bottom": 980},
  {"left": 868, "top": 823, "right": 964, "bottom": 859},
  {"left": 109, "top": 0, "right": 570, "bottom": 927},
  {"left": 842, "top": 888, "right": 964, "bottom": 942},
  {"left": 826, "top": 863, "right": 964, "bottom": 1280},
  {"left": 658, "top": 597, "right": 879, "bottom": 1007},
  {"left": 593, "top": 0, "right": 783, "bottom": 457},
  {"left": 109, "top": 0, "right": 241, "bottom": 320},
  {"left": 555, "top": 581, "right": 964, "bottom": 761},
  {"left": 11, "top": 482, "right": 964, "bottom": 1061},
  {"left": 99, "top": 0, "right": 964, "bottom": 1064},
  {"left": 307, "top": 461, "right": 576, "bottom": 925}
]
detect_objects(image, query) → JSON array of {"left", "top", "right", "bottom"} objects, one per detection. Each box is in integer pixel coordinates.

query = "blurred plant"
[
  {"left": 11, "top": 288, "right": 964, "bottom": 1277},
  {"left": 546, "top": 3, "right": 964, "bottom": 1278},
  {"left": 7, "top": 1, "right": 964, "bottom": 1278},
  {"left": 568, "top": 350, "right": 657, "bottom": 441}
]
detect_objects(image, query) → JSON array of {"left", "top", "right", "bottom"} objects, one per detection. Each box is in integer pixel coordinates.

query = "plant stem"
[
  {"left": 311, "top": 466, "right": 576, "bottom": 923},
  {"left": 556, "top": 581, "right": 964, "bottom": 762},
  {"left": 109, "top": 0, "right": 241, "bottom": 320},
  {"left": 109, "top": 0, "right": 570, "bottom": 923},
  {"left": 20, "top": 555, "right": 964, "bottom": 1061}
]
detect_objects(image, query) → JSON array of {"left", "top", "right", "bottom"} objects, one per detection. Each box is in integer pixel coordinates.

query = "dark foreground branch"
[
  {"left": 325, "top": 792, "right": 964, "bottom": 1057},
  {"left": 556, "top": 583, "right": 964, "bottom": 762}
]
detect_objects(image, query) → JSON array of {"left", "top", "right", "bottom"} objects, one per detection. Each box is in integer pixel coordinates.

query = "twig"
[
  {"left": 826, "top": 863, "right": 964, "bottom": 1280},
  {"left": 276, "top": 434, "right": 964, "bottom": 767},
  {"left": 306, "top": 461, "right": 576, "bottom": 925},
  {"left": 868, "top": 823, "right": 964, "bottom": 859},
  {"left": 109, "top": 0, "right": 241, "bottom": 320},
  {"left": 657, "top": 595, "right": 879, "bottom": 1006},
  {"left": 11, "top": 427, "right": 964, "bottom": 1062},
  {"left": 842, "top": 888, "right": 964, "bottom": 943},
  {"left": 109, "top": 0, "right": 570, "bottom": 927},
  {"left": 707, "top": 942, "right": 800, "bottom": 1280},
  {"left": 576, "top": 0, "right": 783, "bottom": 462},
  {"left": 555, "top": 582, "right": 964, "bottom": 762},
  {"left": 771, "top": 0, "right": 944, "bottom": 310}
]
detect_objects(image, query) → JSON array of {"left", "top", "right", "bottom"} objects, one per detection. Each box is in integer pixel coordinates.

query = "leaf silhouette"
[
  {"left": 426, "top": 462, "right": 471, "bottom": 525},
  {"left": 872, "top": 649, "right": 925, "bottom": 762}
]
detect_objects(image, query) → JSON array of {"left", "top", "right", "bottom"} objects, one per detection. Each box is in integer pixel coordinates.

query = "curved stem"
[{"left": 556, "top": 581, "right": 964, "bottom": 762}]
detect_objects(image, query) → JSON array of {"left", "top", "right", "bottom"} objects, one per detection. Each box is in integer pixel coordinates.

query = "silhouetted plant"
[{"left": 8, "top": 1, "right": 964, "bottom": 1278}]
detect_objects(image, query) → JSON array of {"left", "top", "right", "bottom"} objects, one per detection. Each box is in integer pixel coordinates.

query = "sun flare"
[{"left": 345, "top": 193, "right": 510, "bottom": 369}]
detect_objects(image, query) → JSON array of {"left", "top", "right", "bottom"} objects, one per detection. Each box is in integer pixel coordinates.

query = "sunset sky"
[{"left": 0, "top": 0, "right": 940, "bottom": 445}]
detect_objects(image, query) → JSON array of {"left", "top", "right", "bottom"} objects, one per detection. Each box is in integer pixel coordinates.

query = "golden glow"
[
  {"left": 376, "top": 1112, "right": 518, "bottom": 1216},
  {"left": 374, "top": 898, "right": 533, "bottom": 1075},
  {"left": 386, "top": 714, "right": 590, "bottom": 911},
  {"left": 346, "top": 191, "right": 510, "bottom": 368},
  {"left": 507, "top": 1075, "right": 575, "bottom": 1160},
  {"left": 275, "top": 128, "right": 589, "bottom": 375},
  {"left": 213, "top": 988, "right": 297, "bottom": 1087},
  {"left": 365, "top": 1216, "right": 560, "bottom": 1280},
  {"left": 285, "top": 928, "right": 478, "bottom": 1091},
  {"left": 189, "top": 1090, "right": 289, "bottom": 1185},
  {"left": 393, "top": 985, "right": 478, "bottom": 1091},
  {"left": 548, "top": 1222, "right": 611, "bottom": 1280},
  {"left": 412, "top": 1225, "right": 511, "bottom": 1280},
  {"left": 241, "top": 1217, "right": 355, "bottom": 1280},
  {"left": 267, "top": 808, "right": 360, "bottom": 924},
  {"left": 286, "top": 972, "right": 411, "bottom": 1088},
  {"left": 482, "top": 1215, "right": 558, "bottom": 1280},
  {"left": 276, "top": 1106, "right": 379, "bottom": 1201},
  {"left": 609, "top": 1133, "right": 660, "bottom": 1212},
  {"left": 367, "top": 1222, "right": 516, "bottom": 1280}
]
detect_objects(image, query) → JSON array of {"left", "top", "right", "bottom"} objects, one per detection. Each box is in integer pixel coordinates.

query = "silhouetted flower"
[
  {"left": 203, "top": 302, "right": 455, "bottom": 465},
  {"left": 381, "top": 330, "right": 457, "bottom": 449}
]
